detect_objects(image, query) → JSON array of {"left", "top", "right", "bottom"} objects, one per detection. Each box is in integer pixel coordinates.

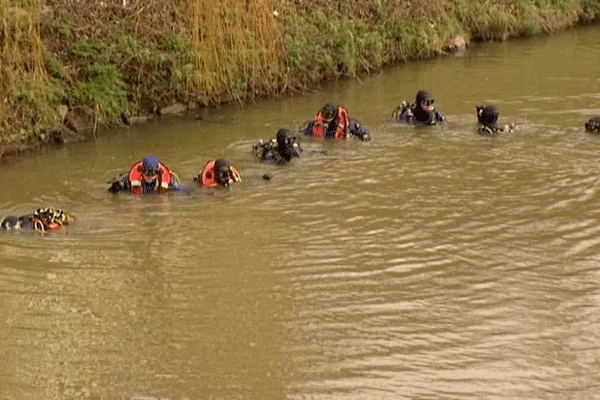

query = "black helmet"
[
  {"left": 1, "top": 216, "right": 19, "bottom": 230},
  {"left": 321, "top": 103, "right": 338, "bottom": 121},
  {"left": 276, "top": 128, "right": 296, "bottom": 161},
  {"left": 416, "top": 90, "right": 434, "bottom": 107},
  {"left": 276, "top": 128, "right": 293, "bottom": 148},
  {"left": 585, "top": 116, "right": 600, "bottom": 132},
  {"left": 214, "top": 159, "right": 231, "bottom": 186},
  {"left": 413, "top": 90, "right": 436, "bottom": 123},
  {"left": 477, "top": 105, "right": 500, "bottom": 128}
]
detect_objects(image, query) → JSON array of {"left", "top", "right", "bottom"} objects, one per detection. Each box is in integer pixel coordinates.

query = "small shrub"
[
  {"left": 229, "top": 75, "right": 247, "bottom": 94},
  {"left": 72, "top": 63, "right": 128, "bottom": 124},
  {"left": 69, "top": 40, "right": 111, "bottom": 62},
  {"left": 117, "top": 35, "right": 152, "bottom": 63},
  {"left": 6, "top": 129, "right": 29, "bottom": 145},
  {"left": 58, "top": 26, "right": 72, "bottom": 39},
  {"left": 336, "top": 28, "right": 358, "bottom": 76},
  {"left": 46, "top": 54, "right": 66, "bottom": 80},
  {"left": 163, "top": 34, "right": 197, "bottom": 65},
  {"left": 170, "top": 69, "right": 183, "bottom": 91},
  {"left": 13, "top": 87, "right": 35, "bottom": 103}
]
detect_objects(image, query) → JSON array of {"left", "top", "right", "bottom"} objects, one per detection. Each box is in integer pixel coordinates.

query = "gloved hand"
[
  {"left": 352, "top": 120, "right": 371, "bottom": 141},
  {"left": 108, "top": 181, "right": 123, "bottom": 193}
]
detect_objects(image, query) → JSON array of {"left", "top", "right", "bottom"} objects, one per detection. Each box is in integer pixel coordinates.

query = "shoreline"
[{"left": 0, "top": 0, "right": 599, "bottom": 162}]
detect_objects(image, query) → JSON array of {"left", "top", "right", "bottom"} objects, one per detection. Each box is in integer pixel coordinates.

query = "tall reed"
[
  {"left": 0, "top": 0, "right": 48, "bottom": 137},
  {"left": 188, "top": 0, "right": 285, "bottom": 100}
]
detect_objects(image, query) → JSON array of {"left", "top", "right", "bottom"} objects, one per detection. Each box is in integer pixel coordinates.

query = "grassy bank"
[{"left": 1, "top": 0, "right": 599, "bottom": 156}]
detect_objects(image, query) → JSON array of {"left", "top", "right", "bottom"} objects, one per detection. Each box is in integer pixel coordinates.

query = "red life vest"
[
  {"left": 199, "top": 159, "right": 242, "bottom": 187},
  {"left": 47, "top": 222, "right": 62, "bottom": 231},
  {"left": 128, "top": 160, "right": 172, "bottom": 194},
  {"left": 312, "top": 105, "right": 350, "bottom": 139}
]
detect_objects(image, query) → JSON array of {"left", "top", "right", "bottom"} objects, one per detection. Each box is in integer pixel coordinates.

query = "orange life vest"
[
  {"left": 128, "top": 160, "right": 172, "bottom": 194},
  {"left": 199, "top": 159, "right": 242, "bottom": 187},
  {"left": 312, "top": 106, "right": 350, "bottom": 139}
]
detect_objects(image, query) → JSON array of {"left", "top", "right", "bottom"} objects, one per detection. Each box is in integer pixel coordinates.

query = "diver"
[
  {"left": 302, "top": 103, "right": 371, "bottom": 141},
  {"left": 1, "top": 207, "right": 74, "bottom": 233},
  {"left": 108, "top": 155, "right": 184, "bottom": 194},
  {"left": 195, "top": 159, "right": 242, "bottom": 187},
  {"left": 253, "top": 128, "right": 303, "bottom": 164},
  {"left": 585, "top": 116, "right": 600, "bottom": 133},
  {"left": 476, "top": 105, "right": 515, "bottom": 135},
  {"left": 392, "top": 90, "right": 445, "bottom": 125}
]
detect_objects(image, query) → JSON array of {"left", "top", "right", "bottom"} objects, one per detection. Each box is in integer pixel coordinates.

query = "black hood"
[
  {"left": 477, "top": 105, "right": 500, "bottom": 129},
  {"left": 214, "top": 159, "right": 231, "bottom": 186},
  {"left": 276, "top": 128, "right": 296, "bottom": 161},
  {"left": 414, "top": 90, "right": 436, "bottom": 123}
]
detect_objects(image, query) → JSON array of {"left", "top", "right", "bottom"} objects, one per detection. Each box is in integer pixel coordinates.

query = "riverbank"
[{"left": 1, "top": 0, "right": 599, "bottom": 159}]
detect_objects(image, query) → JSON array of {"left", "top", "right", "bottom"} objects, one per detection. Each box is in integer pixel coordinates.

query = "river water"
[{"left": 1, "top": 24, "right": 600, "bottom": 400}]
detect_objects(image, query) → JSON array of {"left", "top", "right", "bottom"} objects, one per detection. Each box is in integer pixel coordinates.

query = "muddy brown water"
[{"left": 1, "top": 24, "right": 600, "bottom": 399}]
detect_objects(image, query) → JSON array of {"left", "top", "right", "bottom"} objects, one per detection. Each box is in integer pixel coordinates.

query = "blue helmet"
[{"left": 142, "top": 155, "right": 160, "bottom": 175}]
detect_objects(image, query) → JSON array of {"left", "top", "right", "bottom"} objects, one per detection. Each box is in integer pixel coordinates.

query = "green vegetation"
[
  {"left": 0, "top": 0, "right": 599, "bottom": 155},
  {"left": 72, "top": 62, "right": 128, "bottom": 123}
]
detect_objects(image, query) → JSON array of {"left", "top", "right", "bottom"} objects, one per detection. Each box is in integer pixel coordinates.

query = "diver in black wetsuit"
[
  {"left": 392, "top": 90, "right": 445, "bottom": 125},
  {"left": 476, "top": 105, "right": 515, "bottom": 135},
  {"left": 253, "top": 128, "right": 303, "bottom": 164},
  {"left": 585, "top": 116, "right": 600, "bottom": 133}
]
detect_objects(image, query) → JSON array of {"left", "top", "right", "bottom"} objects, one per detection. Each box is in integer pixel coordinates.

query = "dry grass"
[
  {"left": 0, "top": 0, "right": 48, "bottom": 138},
  {"left": 188, "top": 0, "right": 285, "bottom": 99}
]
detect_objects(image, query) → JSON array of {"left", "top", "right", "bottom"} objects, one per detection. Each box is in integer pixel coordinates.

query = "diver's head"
[
  {"left": 276, "top": 128, "right": 296, "bottom": 159},
  {"left": 142, "top": 155, "right": 160, "bottom": 183},
  {"left": 416, "top": 90, "right": 435, "bottom": 112},
  {"left": 321, "top": 103, "right": 338, "bottom": 122},
  {"left": 214, "top": 159, "right": 231, "bottom": 186},
  {"left": 1, "top": 216, "right": 19, "bottom": 230},
  {"left": 477, "top": 105, "right": 500, "bottom": 128}
]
